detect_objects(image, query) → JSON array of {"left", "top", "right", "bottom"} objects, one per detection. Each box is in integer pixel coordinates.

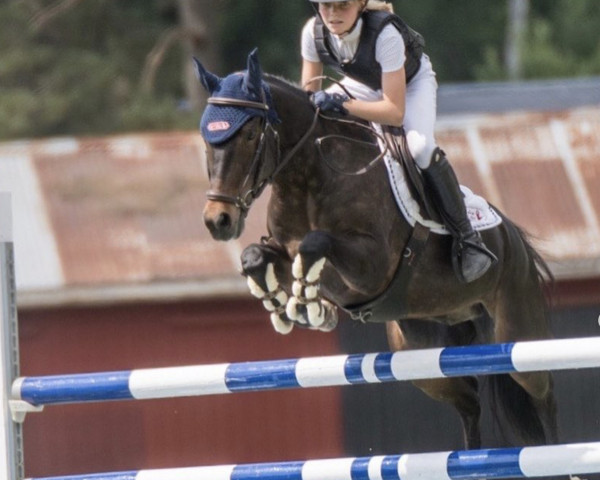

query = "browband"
[{"left": 208, "top": 97, "right": 269, "bottom": 111}]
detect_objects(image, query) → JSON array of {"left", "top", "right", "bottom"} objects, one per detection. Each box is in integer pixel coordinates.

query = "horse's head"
[{"left": 195, "top": 49, "right": 280, "bottom": 241}]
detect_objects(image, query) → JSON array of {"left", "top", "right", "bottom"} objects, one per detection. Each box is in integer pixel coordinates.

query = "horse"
[{"left": 195, "top": 49, "right": 558, "bottom": 451}]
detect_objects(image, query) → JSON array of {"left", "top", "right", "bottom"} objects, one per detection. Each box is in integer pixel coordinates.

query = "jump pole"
[
  {"left": 11, "top": 336, "right": 600, "bottom": 410},
  {"left": 22, "top": 441, "right": 600, "bottom": 480},
  {"left": 0, "top": 193, "right": 22, "bottom": 480}
]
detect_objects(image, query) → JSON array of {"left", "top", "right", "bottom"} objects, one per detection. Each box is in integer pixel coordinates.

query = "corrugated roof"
[
  {"left": 438, "top": 76, "right": 600, "bottom": 115},
  {"left": 1, "top": 105, "right": 599, "bottom": 307}
]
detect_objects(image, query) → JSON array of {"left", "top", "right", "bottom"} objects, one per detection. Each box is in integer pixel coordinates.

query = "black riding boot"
[{"left": 422, "top": 148, "right": 497, "bottom": 283}]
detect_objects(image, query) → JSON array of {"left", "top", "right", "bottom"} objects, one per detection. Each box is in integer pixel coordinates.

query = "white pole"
[
  {"left": 0, "top": 193, "right": 22, "bottom": 480},
  {"left": 506, "top": 0, "right": 529, "bottom": 80}
]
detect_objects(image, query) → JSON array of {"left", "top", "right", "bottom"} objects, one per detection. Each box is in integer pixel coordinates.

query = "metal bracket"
[{"left": 9, "top": 400, "right": 44, "bottom": 424}]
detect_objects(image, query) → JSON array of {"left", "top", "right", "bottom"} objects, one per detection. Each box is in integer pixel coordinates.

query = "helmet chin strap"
[{"left": 342, "top": 0, "right": 367, "bottom": 37}]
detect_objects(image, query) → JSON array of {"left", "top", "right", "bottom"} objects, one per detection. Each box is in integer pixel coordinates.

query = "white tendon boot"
[
  {"left": 246, "top": 263, "right": 293, "bottom": 335},
  {"left": 287, "top": 255, "right": 338, "bottom": 332}
]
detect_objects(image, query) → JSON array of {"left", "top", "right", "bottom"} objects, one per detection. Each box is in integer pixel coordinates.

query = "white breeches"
[{"left": 328, "top": 54, "right": 439, "bottom": 169}]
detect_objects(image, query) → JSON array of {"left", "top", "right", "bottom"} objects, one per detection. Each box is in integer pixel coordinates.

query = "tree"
[
  {"left": 475, "top": 0, "right": 600, "bottom": 81},
  {"left": 1, "top": 0, "right": 599, "bottom": 141},
  {"left": 0, "top": 0, "right": 201, "bottom": 140}
]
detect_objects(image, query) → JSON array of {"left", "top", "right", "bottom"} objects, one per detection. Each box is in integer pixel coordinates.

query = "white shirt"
[
  {"left": 301, "top": 13, "right": 439, "bottom": 168},
  {"left": 301, "top": 16, "right": 406, "bottom": 73}
]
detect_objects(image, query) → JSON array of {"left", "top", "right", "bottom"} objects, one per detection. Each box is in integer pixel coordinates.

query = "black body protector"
[{"left": 313, "top": 10, "right": 425, "bottom": 89}]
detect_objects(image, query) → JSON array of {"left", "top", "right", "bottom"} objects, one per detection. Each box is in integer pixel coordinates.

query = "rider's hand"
[{"left": 310, "top": 91, "right": 349, "bottom": 115}]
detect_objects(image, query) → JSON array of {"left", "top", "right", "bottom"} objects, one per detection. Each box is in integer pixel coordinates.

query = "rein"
[
  {"left": 315, "top": 115, "right": 389, "bottom": 176},
  {"left": 304, "top": 75, "right": 390, "bottom": 176}
]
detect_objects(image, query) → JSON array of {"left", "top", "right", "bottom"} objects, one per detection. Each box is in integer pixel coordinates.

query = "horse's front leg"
[
  {"left": 287, "top": 230, "right": 387, "bottom": 328},
  {"left": 286, "top": 253, "right": 339, "bottom": 331},
  {"left": 241, "top": 242, "right": 295, "bottom": 334}
]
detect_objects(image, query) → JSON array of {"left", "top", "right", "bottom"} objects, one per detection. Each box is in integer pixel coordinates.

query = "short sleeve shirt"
[{"left": 301, "top": 16, "right": 406, "bottom": 73}]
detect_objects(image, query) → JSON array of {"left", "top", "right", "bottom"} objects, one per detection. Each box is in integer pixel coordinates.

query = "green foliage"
[
  {"left": 475, "top": 0, "right": 600, "bottom": 81},
  {"left": 1, "top": 0, "right": 599, "bottom": 141},
  {"left": 0, "top": 0, "right": 193, "bottom": 141},
  {"left": 218, "top": 0, "right": 313, "bottom": 80},
  {"left": 396, "top": 0, "right": 506, "bottom": 82}
]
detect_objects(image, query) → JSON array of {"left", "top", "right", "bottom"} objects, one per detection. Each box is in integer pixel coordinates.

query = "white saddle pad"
[{"left": 380, "top": 130, "right": 502, "bottom": 235}]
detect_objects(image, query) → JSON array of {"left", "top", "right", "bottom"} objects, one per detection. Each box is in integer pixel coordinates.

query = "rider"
[{"left": 301, "top": 0, "right": 497, "bottom": 283}]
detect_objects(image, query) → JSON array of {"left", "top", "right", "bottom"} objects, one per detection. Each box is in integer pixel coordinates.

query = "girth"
[
  {"left": 342, "top": 128, "right": 436, "bottom": 323},
  {"left": 343, "top": 222, "right": 430, "bottom": 323}
]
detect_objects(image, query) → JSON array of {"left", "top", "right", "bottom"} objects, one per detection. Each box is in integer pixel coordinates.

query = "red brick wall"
[{"left": 18, "top": 299, "right": 343, "bottom": 477}]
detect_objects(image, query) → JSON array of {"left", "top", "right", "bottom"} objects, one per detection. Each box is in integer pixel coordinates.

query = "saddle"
[
  {"left": 343, "top": 126, "right": 434, "bottom": 323},
  {"left": 380, "top": 125, "right": 443, "bottom": 225}
]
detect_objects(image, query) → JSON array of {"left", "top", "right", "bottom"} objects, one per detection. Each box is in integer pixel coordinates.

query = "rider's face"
[{"left": 318, "top": 1, "right": 363, "bottom": 36}]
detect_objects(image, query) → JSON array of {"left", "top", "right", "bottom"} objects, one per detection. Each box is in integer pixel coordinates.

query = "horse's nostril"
[{"left": 215, "top": 212, "right": 231, "bottom": 229}]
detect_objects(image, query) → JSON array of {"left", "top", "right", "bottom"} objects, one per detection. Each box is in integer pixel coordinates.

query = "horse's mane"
[
  {"left": 263, "top": 73, "right": 372, "bottom": 139},
  {"left": 264, "top": 74, "right": 306, "bottom": 100},
  {"left": 264, "top": 73, "right": 315, "bottom": 115}
]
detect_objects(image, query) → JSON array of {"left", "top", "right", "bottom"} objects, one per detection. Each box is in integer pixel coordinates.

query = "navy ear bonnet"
[
  {"left": 196, "top": 50, "right": 280, "bottom": 145},
  {"left": 200, "top": 75, "right": 279, "bottom": 144}
]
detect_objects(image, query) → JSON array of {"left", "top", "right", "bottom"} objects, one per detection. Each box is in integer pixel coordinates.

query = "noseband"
[{"left": 205, "top": 94, "right": 319, "bottom": 218}]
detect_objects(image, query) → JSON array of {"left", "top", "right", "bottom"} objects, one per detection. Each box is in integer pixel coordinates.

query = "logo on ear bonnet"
[{"left": 207, "top": 121, "right": 231, "bottom": 132}]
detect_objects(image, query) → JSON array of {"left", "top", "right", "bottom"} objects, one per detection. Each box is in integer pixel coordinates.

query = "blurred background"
[
  {"left": 1, "top": 1, "right": 600, "bottom": 479},
  {"left": 2, "top": 0, "right": 600, "bottom": 140}
]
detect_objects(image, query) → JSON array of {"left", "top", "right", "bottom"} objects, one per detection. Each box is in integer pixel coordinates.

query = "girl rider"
[{"left": 301, "top": 0, "right": 497, "bottom": 283}]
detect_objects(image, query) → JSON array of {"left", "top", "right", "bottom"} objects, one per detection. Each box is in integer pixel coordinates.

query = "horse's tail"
[
  {"left": 486, "top": 215, "right": 556, "bottom": 446},
  {"left": 503, "top": 213, "right": 555, "bottom": 302},
  {"left": 487, "top": 373, "right": 549, "bottom": 445}
]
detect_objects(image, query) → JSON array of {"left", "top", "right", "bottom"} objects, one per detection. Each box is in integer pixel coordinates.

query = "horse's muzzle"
[{"left": 203, "top": 201, "right": 244, "bottom": 241}]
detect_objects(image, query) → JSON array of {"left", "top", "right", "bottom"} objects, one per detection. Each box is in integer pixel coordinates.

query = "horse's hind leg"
[
  {"left": 386, "top": 320, "right": 482, "bottom": 449},
  {"left": 491, "top": 272, "right": 559, "bottom": 445}
]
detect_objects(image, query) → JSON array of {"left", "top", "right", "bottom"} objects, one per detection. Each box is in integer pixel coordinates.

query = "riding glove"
[{"left": 310, "top": 91, "right": 349, "bottom": 115}]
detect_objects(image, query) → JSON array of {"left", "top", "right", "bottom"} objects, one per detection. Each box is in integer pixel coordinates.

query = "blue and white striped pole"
[
  {"left": 24, "top": 441, "right": 600, "bottom": 480},
  {"left": 12, "top": 337, "right": 600, "bottom": 407}
]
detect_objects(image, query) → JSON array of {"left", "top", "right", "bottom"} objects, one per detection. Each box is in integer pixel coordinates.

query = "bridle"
[
  {"left": 205, "top": 94, "right": 319, "bottom": 218},
  {"left": 205, "top": 76, "right": 389, "bottom": 216}
]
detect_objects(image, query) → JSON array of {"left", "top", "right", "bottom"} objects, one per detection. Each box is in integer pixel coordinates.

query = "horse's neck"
[{"left": 270, "top": 85, "right": 321, "bottom": 174}]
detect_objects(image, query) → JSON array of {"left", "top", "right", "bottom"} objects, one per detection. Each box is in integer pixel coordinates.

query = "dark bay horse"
[{"left": 195, "top": 50, "right": 557, "bottom": 451}]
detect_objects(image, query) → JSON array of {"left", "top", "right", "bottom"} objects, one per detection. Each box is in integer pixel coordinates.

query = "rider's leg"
[
  {"left": 403, "top": 58, "right": 496, "bottom": 283},
  {"left": 421, "top": 148, "right": 497, "bottom": 283}
]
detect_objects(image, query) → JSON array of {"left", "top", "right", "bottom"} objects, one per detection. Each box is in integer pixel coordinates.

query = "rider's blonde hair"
[{"left": 364, "top": 0, "right": 394, "bottom": 13}]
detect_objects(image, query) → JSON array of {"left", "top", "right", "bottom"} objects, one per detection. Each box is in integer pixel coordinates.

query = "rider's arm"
[
  {"left": 302, "top": 59, "right": 323, "bottom": 92},
  {"left": 343, "top": 67, "right": 406, "bottom": 127}
]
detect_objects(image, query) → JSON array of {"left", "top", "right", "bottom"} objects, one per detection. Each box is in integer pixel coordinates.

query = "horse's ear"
[
  {"left": 243, "top": 48, "right": 263, "bottom": 98},
  {"left": 193, "top": 57, "right": 221, "bottom": 94}
]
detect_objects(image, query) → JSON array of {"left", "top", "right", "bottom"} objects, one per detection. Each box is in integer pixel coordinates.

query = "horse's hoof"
[
  {"left": 270, "top": 313, "right": 294, "bottom": 335},
  {"left": 306, "top": 301, "right": 326, "bottom": 328},
  {"left": 318, "top": 300, "right": 338, "bottom": 332},
  {"left": 286, "top": 297, "right": 308, "bottom": 324}
]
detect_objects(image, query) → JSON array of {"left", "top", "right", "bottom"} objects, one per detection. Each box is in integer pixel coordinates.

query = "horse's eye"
[{"left": 248, "top": 129, "right": 258, "bottom": 141}]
